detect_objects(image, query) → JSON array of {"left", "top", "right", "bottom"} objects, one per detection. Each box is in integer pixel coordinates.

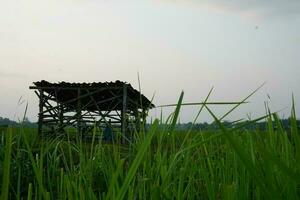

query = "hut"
[{"left": 29, "top": 80, "right": 154, "bottom": 142}]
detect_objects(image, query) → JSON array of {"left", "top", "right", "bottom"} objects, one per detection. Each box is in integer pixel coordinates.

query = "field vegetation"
[{"left": 0, "top": 91, "right": 299, "bottom": 199}]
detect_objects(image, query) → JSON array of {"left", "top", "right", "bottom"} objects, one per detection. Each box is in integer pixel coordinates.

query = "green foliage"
[{"left": 0, "top": 95, "right": 299, "bottom": 199}]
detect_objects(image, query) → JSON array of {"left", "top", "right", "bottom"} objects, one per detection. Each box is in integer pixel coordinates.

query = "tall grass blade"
[
  {"left": 1, "top": 127, "right": 13, "bottom": 200},
  {"left": 169, "top": 91, "right": 184, "bottom": 132},
  {"left": 204, "top": 104, "right": 276, "bottom": 199},
  {"left": 116, "top": 119, "right": 159, "bottom": 200},
  {"left": 27, "top": 183, "right": 32, "bottom": 200},
  {"left": 219, "top": 82, "right": 265, "bottom": 121}
]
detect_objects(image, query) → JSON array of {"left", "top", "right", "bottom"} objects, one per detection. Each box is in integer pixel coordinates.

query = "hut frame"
[{"left": 30, "top": 80, "right": 154, "bottom": 142}]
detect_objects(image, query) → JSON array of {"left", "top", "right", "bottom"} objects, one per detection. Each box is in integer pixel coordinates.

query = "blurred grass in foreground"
[{"left": 0, "top": 91, "right": 299, "bottom": 199}]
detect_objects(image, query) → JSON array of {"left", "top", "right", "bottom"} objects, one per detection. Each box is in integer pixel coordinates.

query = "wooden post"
[
  {"left": 38, "top": 90, "right": 44, "bottom": 138},
  {"left": 59, "top": 104, "right": 63, "bottom": 133},
  {"left": 121, "top": 84, "right": 127, "bottom": 143},
  {"left": 77, "top": 88, "right": 82, "bottom": 137}
]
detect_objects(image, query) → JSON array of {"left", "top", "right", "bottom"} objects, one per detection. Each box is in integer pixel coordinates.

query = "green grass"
[{"left": 0, "top": 93, "right": 299, "bottom": 199}]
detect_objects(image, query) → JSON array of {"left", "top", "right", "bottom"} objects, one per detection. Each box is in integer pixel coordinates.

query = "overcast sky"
[{"left": 0, "top": 0, "right": 299, "bottom": 122}]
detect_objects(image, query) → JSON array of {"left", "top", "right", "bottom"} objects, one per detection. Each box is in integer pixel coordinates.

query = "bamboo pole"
[
  {"left": 38, "top": 90, "right": 44, "bottom": 138},
  {"left": 121, "top": 84, "right": 127, "bottom": 143}
]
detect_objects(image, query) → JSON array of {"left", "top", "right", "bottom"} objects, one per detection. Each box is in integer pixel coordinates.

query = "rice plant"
[{"left": 0, "top": 91, "right": 299, "bottom": 199}]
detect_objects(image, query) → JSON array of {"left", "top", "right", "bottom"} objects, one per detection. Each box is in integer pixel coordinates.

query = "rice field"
[{"left": 0, "top": 92, "right": 299, "bottom": 199}]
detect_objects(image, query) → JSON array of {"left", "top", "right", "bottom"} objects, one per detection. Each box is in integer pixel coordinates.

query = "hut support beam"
[
  {"left": 121, "top": 84, "right": 127, "bottom": 143},
  {"left": 38, "top": 90, "right": 44, "bottom": 138},
  {"left": 77, "top": 89, "right": 82, "bottom": 137},
  {"left": 59, "top": 104, "right": 64, "bottom": 133}
]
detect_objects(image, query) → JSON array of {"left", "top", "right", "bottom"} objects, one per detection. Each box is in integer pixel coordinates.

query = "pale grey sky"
[{"left": 0, "top": 0, "right": 299, "bottom": 122}]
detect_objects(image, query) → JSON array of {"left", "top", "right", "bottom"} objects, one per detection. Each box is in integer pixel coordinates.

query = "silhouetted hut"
[{"left": 29, "top": 80, "right": 154, "bottom": 142}]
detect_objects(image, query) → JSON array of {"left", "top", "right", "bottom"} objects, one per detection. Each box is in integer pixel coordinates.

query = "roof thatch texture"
[{"left": 30, "top": 80, "right": 154, "bottom": 112}]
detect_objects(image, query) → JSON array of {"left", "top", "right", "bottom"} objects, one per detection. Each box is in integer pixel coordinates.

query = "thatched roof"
[{"left": 30, "top": 80, "right": 154, "bottom": 112}]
